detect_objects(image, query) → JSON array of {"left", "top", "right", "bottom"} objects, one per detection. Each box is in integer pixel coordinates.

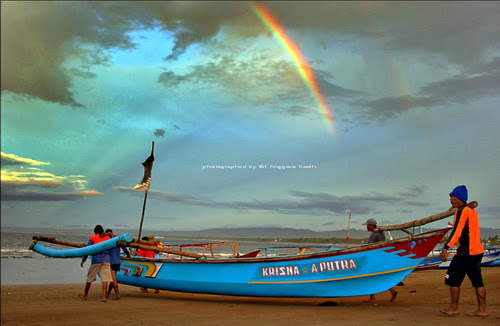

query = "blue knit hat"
[{"left": 449, "top": 185, "right": 468, "bottom": 203}]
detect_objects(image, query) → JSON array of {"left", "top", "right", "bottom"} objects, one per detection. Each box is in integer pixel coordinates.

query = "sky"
[{"left": 1, "top": 1, "right": 499, "bottom": 233}]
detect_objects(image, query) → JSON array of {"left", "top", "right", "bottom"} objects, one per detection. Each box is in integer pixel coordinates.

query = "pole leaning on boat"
[{"left": 378, "top": 201, "right": 478, "bottom": 232}]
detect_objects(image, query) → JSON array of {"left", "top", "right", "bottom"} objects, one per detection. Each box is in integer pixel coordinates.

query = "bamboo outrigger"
[{"left": 378, "top": 201, "right": 477, "bottom": 235}]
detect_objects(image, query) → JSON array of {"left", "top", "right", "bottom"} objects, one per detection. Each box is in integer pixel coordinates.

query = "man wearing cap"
[
  {"left": 363, "top": 218, "right": 398, "bottom": 303},
  {"left": 439, "top": 185, "right": 487, "bottom": 317}
]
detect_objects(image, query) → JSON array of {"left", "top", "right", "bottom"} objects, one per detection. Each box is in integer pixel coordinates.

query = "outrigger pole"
[
  {"left": 378, "top": 201, "right": 478, "bottom": 234},
  {"left": 135, "top": 141, "right": 155, "bottom": 242}
]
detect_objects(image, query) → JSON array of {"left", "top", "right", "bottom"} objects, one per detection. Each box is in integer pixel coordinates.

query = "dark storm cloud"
[
  {"left": 2, "top": 2, "right": 497, "bottom": 108},
  {"left": 418, "top": 69, "right": 500, "bottom": 104},
  {"left": 349, "top": 56, "right": 500, "bottom": 124},
  {"left": 154, "top": 129, "right": 165, "bottom": 137},
  {"left": 115, "top": 185, "right": 429, "bottom": 216},
  {"left": 397, "top": 185, "right": 427, "bottom": 198},
  {"left": 351, "top": 95, "right": 446, "bottom": 124},
  {"left": 1, "top": 2, "right": 136, "bottom": 107},
  {"left": 1, "top": 158, "right": 24, "bottom": 167}
]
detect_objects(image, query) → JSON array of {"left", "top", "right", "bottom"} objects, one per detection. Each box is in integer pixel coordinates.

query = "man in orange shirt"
[
  {"left": 137, "top": 236, "right": 160, "bottom": 294},
  {"left": 79, "top": 225, "right": 112, "bottom": 302},
  {"left": 439, "top": 185, "right": 487, "bottom": 317}
]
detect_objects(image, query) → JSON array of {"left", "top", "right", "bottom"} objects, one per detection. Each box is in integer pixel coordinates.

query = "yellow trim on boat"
[{"left": 248, "top": 265, "right": 418, "bottom": 284}]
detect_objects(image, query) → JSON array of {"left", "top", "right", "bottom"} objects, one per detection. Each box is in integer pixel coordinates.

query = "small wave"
[{"left": 1, "top": 248, "right": 42, "bottom": 259}]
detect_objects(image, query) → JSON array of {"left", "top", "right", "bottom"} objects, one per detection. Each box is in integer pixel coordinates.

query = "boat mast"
[
  {"left": 137, "top": 141, "right": 155, "bottom": 241},
  {"left": 345, "top": 211, "right": 352, "bottom": 243}
]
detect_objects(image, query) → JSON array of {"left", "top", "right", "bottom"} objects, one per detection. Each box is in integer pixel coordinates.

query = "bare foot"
[
  {"left": 113, "top": 296, "right": 121, "bottom": 300},
  {"left": 390, "top": 291, "right": 398, "bottom": 302},
  {"left": 154, "top": 289, "right": 160, "bottom": 294},
  {"left": 466, "top": 311, "right": 488, "bottom": 317},
  {"left": 363, "top": 299, "right": 376, "bottom": 304},
  {"left": 78, "top": 294, "right": 87, "bottom": 301},
  {"left": 439, "top": 308, "right": 459, "bottom": 316},
  {"left": 101, "top": 298, "right": 107, "bottom": 302}
]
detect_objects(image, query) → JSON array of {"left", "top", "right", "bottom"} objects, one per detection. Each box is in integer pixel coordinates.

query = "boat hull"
[{"left": 117, "top": 228, "right": 449, "bottom": 297}]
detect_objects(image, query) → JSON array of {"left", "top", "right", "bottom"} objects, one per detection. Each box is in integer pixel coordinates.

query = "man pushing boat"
[
  {"left": 79, "top": 225, "right": 112, "bottom": 302},
  {"left": 439, "top": 185, "right": 488, "bottom": 317}
]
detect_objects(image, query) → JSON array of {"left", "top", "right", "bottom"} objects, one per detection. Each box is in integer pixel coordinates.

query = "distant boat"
[
  {"left": 482, "top": 247, "right": 500, "bottom": 267},
  {"left": 437, "top": 247, "right": 500, "bottom": 269},
  {"left": 415, "top": 254, "right": 442, "bottom": 271}
]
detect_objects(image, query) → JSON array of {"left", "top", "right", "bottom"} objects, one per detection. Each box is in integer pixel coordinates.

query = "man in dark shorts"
[
  {"left": 105, "top": 229, "right": 131, "bottom": 300},
  {"left": 439, "top": 185, "right": 488, "bottom": 317}
]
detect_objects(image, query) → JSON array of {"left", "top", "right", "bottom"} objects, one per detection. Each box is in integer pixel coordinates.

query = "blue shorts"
[{"left": 445, "top": 254, "right": 484, "bottom": 287}]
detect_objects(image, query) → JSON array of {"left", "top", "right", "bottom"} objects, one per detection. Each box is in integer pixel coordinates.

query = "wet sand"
[{"left": 2, "top": 268, "right": 499, "bottom": 325}]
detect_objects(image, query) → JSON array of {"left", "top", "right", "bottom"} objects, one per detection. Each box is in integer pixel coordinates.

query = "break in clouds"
[{"left": 0, "top": 152, "right": 101, "bottom": 201}]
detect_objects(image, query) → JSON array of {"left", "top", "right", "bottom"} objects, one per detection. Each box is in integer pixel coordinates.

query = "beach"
[{"left": 1, "top": 268, "right": 498, "bottom": 326}]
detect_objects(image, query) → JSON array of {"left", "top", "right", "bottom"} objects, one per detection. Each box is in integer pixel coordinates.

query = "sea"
[{"left": 1, "top": 227, "right": 315, "bottom": 285}]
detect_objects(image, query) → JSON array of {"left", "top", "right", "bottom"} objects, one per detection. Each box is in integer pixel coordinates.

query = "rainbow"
[{"left": 251, "top": 2, "right": 336, "bottom": 135}]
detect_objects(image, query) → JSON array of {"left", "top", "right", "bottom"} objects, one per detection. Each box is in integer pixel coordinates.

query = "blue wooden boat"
[
  {"left": 115, "top": 228, "right": 449, "bottom": 297},
  {"left": 29, "top": 196, "right": 475, "bottom": 298}
]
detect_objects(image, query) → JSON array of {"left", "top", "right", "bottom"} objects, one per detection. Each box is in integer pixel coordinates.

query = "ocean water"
[
  {"left": 1, "top": 228, "right": 316, "bottom": 285},
  {"left": 1, "top": 228, "right": 97, "bottom": 285}
]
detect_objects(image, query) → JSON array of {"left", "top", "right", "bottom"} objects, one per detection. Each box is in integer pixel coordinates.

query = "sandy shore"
[{"left": 2, "top": 268, "right": 499, "bottom": 325}]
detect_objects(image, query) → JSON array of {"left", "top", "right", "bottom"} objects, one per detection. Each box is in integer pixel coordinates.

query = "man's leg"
[
  {"left": 107, "top": 283, "right": 113, "bottom": 298},
  {"left": 390, "top": 287, "right": 398, "bottom": 302},
  {"left": 440, "top": 286, "right": 460, "bottom": 315},
  {"left": 465, "top": 255, "right": 487, "bottom": 317},
  {"left": 112, "top": 270, "right": 120, "bottom": 299},
  {"left": 466, "top": 287, "right": 488, "bottom": 317},
  {"left": 101, "top": 282, "right": 108, "bottom": 302},
  {"left": 363, "top": 294, "right": 376, "bottom": 303},
  {"left": 79, "top": 282, "right": 91, "bottom": 300}
]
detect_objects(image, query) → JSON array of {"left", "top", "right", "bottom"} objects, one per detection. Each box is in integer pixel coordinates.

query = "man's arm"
[{"left": 80, "top": 239, "right": 93, "bottom": 267}]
